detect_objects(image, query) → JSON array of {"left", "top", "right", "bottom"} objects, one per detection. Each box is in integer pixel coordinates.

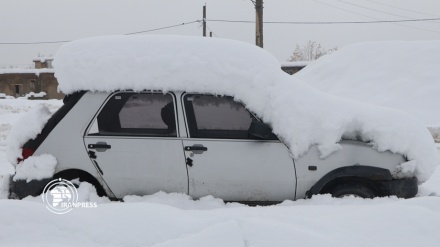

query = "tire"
[
  {"left": 41, "top": 172, "right": 106, "bottom": 197},
  {"left": 328, "top": 183, "right": 375, "bottom": 198}
]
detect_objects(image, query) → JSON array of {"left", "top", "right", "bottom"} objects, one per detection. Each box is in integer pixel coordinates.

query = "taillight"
[{"left": 18, "top": 148, "right": 35, "bottom": 163}]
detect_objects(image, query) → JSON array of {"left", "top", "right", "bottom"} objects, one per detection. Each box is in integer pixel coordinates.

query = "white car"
[
  {"left": 8, "top": 35, "right": 425, "bottom": 203},
  {"left": 9, "top": 89, "right": 418, "bottom": 202}
]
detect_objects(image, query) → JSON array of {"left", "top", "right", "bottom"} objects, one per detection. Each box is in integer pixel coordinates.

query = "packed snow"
[
  {"left": 54, "top": 35, "right": 439, "bottom": 182},
  {"left": 12, "top": 154, "right": 57, "bottom": 182},
  {"left": 295, "top": 41, "right": 440, "bottom": 128},
  {"left": 19, "top": 91, "right": 47, "bottom": 99},
  {"left": 1, "top": 188, "right": 440, "bottom": 246}
]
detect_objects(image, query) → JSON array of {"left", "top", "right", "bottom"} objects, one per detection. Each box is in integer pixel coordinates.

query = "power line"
[
  {"left": 314, "top": 0, "right": 383, "bottom": 21},
  {"left": 359, "top": 0, "right": 440, "bottom": 25},
  {"left": 0, "top": 20, "right": 201, "bottom": 45},
  {"left": 2, "top": 15, "right": 440, "bottom": 46},
  {"left": 124, "top": 20, "right": 201, "bottom": 35},
  {"left": 313, "top": 0, "right": 440, "bottom": 34},
  {"left": 336, "top": 0, "right": 440, "bottom": 33},
  {"left": 206, "top": 25, "right": 218, "bottom": 37},
  {"left": 363, "top": 0, "right": 438, "bottom": 18},
  {"left": 338, "top": 0, "right": 412, "bottom": 19},
  {"left": 207, "top": 17, "right": 440, "bottom": 24}
]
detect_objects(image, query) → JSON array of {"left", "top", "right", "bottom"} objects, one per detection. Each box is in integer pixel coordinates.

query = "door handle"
[
  {"left": 184, "top": 144, "right": 207, "bottom": 154},
  {"left": 88, "top": 142, "right": 111, "bottom": 152}
]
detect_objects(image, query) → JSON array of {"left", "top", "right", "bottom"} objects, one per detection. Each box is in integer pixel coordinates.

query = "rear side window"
[
  {"left": 92, "top": 92, "right": 177, "bottom": 137},
  {"left": 184, "top": 94, "right": 259, "bottom": 139}
]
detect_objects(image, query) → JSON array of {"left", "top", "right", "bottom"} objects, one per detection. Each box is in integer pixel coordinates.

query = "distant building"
[
  {"left": 281, "top": 61, "right": 309, "bottom": 75},
  {"left": 33, "top": 57, "right": 53, "bottom": 69},
  {"left": 0, "top": 57, "right": 63, "bottom": 99}
]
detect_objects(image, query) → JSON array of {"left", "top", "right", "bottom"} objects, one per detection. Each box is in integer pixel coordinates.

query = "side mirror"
[{"left": 249, "top": 121, "right": 273, "bottom": 140}]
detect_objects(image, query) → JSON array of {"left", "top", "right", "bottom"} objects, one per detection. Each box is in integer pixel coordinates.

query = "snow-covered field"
[{"left": 0, "top": 98, "right": 439, "bottom": 246}]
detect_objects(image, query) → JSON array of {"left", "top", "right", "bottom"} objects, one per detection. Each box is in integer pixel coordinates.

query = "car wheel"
[
  {"left": 328, "top": 183, "right": 375, "bottom": 198},
  {"left": 41, "top": 173, "right": 106, "bottom": 197}
]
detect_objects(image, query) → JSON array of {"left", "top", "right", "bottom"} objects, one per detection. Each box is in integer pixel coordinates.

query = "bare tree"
[{"left": 288, "top": 40, "right": 337, "bottom": 61}]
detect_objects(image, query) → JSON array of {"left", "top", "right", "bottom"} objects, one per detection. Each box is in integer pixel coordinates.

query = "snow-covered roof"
[
  {"left": 54, "top": 35, "right": 439, "bottom": 182},
  {"left": 281, "top": 61, "right": 310, "bottom": 67},
  {"left": 0, "top": 68, "right": 55, "bottom": 75},
  {"left": 33, "top": 57, "right": 54, "bottom": 63}
]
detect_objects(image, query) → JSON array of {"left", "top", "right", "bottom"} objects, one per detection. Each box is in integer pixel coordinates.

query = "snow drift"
[
  {"left": 54, "top": 35, "right": 439, "bottom": 182},
  {"left": 6, "top": 104, "right": 52, "bottom": 164},
  {"left": 295, "top": 40, "right": 440, "bottom": 127}
]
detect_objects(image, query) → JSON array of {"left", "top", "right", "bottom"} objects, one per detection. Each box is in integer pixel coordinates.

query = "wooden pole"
[
  {"left": 203, "top": 5, "right": 207, "bottom": 37},
  {"left": 255, "top": 0, "right": 263, "bottom": 48}
]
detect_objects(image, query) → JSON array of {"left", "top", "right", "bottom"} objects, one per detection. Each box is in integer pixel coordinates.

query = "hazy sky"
[{"left": 1, "top": 0, "right": 439, "bottom": 68}]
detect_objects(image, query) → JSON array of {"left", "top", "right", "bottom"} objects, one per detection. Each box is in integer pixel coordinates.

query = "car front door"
[
  {"left": 182, "top": 94, "right": 296, "bottom": 202},
  {"left": 84, "top": 92, "right": 187, "bottom": 198}
]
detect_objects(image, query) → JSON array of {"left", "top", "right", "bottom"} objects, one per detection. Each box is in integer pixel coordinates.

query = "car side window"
[
  {"left": 183, "top": 94, "right": 277, "bottom": 140},
  {"left": 92, "top": 92, "right": 177, "bottom": 137}
]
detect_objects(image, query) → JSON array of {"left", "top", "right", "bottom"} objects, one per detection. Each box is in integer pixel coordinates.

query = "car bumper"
[
  {"left": 378, "top": 177, "right": 418, "bottom": 198},
  {"left": 9, "top": 176, "right": 51, "bottom": 199}
]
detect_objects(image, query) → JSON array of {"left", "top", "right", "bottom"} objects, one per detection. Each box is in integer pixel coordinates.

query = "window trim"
[
  {"left": 182, "top": 93, "right": 278, "bottom": 141},
  {"left": 85, "top": 91, "right": 179, "bottom": 138}
]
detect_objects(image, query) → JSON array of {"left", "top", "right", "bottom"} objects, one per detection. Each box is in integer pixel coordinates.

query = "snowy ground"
[{"left": 0, "top": 99, "right": 440, "bottom": 246}]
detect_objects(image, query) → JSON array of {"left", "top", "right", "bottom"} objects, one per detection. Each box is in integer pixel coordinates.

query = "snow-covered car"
[{"left": 8, "top": 35, "right": 438, "bottom": 202}]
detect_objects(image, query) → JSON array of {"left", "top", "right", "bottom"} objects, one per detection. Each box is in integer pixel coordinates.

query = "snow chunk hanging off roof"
[
  {"left": 295, "top": 40, "right": 440, "bottom": 127},
  {"left": 54, "top": 35, "right": 439, "bottom": 182}
]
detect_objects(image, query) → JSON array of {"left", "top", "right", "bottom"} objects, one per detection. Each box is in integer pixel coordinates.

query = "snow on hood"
[
  {"left": 295, "top": 40, "right": 440, "bottom": 127},
  {"left": 54, "top": 35, "right": 439, "bottom": 182}
]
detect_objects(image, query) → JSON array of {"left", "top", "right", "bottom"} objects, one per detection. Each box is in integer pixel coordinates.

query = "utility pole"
[
  {"left": 253, "top": 0, "right": 264, "bottom": 48},
  {"left": 203, "top": 5, "right": 207, "bottom": 37}
]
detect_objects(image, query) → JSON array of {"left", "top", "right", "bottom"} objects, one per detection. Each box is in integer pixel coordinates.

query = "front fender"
[
  {"left": 294, "top": 140, "right": 406, "bottom": 199},
  {"left": 305, "top": 165, "right": 392, "bottom": 197}
]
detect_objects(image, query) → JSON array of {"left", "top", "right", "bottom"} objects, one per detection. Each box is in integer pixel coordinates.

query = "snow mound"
[
  {"left": 54, "top": 35, "right": 439, "bottom": 182},
  {"left": 295, "top": 40, "right": 440, "bottom": 127},
  {"left": 13, "top": 154, "right": 57, "bottom": 182},
  {"left": 6, "top": 104, "right": 52, "bottom": 164}
]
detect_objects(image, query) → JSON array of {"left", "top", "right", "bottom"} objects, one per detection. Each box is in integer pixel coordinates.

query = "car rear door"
[
  {"left": 182, "top": 94, "right": 296, "bottom": 202},
  {"left": 83, "top": 92, "right": 187, "bottom": 198}
]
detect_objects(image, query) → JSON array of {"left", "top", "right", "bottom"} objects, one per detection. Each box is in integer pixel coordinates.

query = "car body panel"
[
  {"left": 84, "top": 136, "right": 188, "bottom": 198},
  {"left": 33, "top": 92, "right": 108, "bottom": 178},
  {"left": 182, "top": 138, "right": 296, "bottom": 201}
]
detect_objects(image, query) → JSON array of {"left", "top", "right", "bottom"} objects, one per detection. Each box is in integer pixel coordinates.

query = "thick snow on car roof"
[
  {"left": 54, "top": 35, "right": 439, "bottom": 182},
  {"left": 54, "top": 35, "right": 282, "bottom": 95}
]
